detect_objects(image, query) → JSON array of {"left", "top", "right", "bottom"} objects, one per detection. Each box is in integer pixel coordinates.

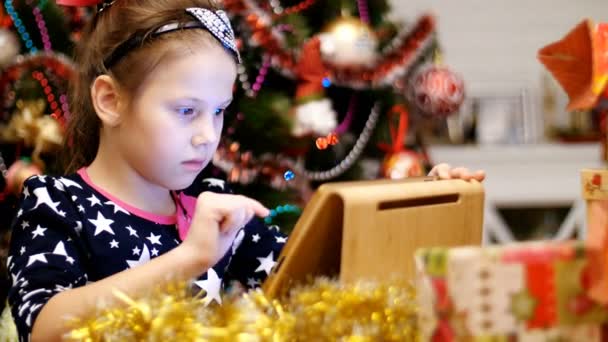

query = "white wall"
[{"left": 389, "top": 0, "right": 608, "bottom": 97}]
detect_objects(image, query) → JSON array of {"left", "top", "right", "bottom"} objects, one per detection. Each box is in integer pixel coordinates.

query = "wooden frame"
[{"left": 263, "top": 177, "right": 485, "bottom": 298}]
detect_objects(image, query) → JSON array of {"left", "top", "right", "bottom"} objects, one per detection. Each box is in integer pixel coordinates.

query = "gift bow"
[{"left": 538, "top": 19, "right": 608, "bottom": 111}]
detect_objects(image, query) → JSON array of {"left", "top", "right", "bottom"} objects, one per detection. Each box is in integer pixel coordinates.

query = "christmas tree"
[
  {"left": 0, "top": 0, "right": 465, "bottom": 311},
  {"left": 213, "top": 0, "right": 465, "bottom": 229},
  {"left": 0, "top": 1, "right": 86, "bottom": 313}
]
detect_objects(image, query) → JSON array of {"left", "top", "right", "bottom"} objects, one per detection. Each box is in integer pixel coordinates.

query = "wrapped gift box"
[{"left": 415, "top": 242, "right": 608, "bottom": 341}]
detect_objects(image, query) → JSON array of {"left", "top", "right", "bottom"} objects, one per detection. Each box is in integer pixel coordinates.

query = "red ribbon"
[
  {"left": 295, "top": 37, "right": 328, "bottom": 99},
  {"left": 56, "top": 0, "right": 103, "bottom": 6},
  {"left": 377, "top": 104, "right": 409, "bottom": 153}
]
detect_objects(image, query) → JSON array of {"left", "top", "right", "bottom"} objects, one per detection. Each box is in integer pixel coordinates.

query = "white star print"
[
  {"left": 125, "top": 226, "right": 138, "bottom": 237},
  {"left": 55, "top": 283, "right": 74, "bottom": 292},
  {"left": 255, "top": 251, "right": 276, "bottom": 275},
  {"left": 21, "top": 221, "right": 29, "bottom": 229},
  {"left": 58, "top": 177, "right": 83, "bottom": 189},
  {"left": 151, "top": 248, "right": 159, "bottom": 256},
  {"left": 54, "top": 179, "right": 65, "bottom": 191},
  {"left": 52, "top": 242, "right": 68, "bottom": 256},
  {"left": 10, "top": 270, "right": 22, "bottom": 285},
  {"left": 18, "top": 300, "right": 30, "bottom": 316},
  {"left": 78, "top": 205, "right": 85, "bottom": 213},
  {"left": 146, "top": 232, "right": 162, "bottom": 245},
  {"left": 232, "top": 229, "right": 245, "bottom": 255},
  {"left": 58, "top": 210, "right": 66, "bottom": 217},
  {"left": 127, "top": 245, "right": 150, "bottom": 268},
  {"left": 87, "top": 194, "right": 101, "bottom": 207},
  {"left": 20, "top": 246, "right": 26, "bottom": 255},
  {"left": 275, "top": 236, "right": 288, "bottom": 244},
  {"left": 132, "top": 246, "right": 141, "bottom": 256},
  {"left": 89, "top": 211, "right": 115, "bottom": 236},
  {"left": 105, "top": 201, "right": 130, "bottom": 215},
  {"left": 66, "top": 256, "right": 75, "bottom": 265},
  {"left": 252, "top": 234, "right": 260, "bottom": 243},
  {"left": 247, "top": 277, "right": 260, "bottom": 288},
  {"left": 194, "top": 268, "right": 223, "bottom": 305},
  {"left": 31, "top": 225, "right": 47, "bottom": 239},
  {"left": 32, "top": 187, "right": 61, "bottom": 214},
  {"left": 203, "top": 178, "right": 225, "bottom": 190},
  {"left": 110, "top": 240, "right": 119, "bottom": 248},
  {"left": 17, "top": 209, "right": 23, "bottom": 217},
  {"left": 23, "top": 186, "right": 30, "bottom": 198},
  {"left": 72, "top": 196, "right": 78, "bottom": 201},
  {"left": 26, "top": 253, "right": 48, "bottom": 267},
  {"left": 38, "top": 175, "right": 46, "bottom": 183}
]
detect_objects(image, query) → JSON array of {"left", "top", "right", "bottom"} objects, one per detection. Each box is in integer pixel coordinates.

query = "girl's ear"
[{"left": 90, "top": 75, "right": 126, "bottom": 127}]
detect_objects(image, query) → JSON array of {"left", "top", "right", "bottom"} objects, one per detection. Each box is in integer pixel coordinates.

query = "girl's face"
[{"left": 116, "top": 45, "right": 237, "bottom": 190}]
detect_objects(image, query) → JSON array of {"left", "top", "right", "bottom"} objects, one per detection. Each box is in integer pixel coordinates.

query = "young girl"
[{"left": 6, "top": 0, "right": 484, "bottom": 340}]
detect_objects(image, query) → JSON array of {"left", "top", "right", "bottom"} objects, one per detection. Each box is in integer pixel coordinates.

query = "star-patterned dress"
[{"left": 7, "top": 168, "right": 286, "bottom": 341}]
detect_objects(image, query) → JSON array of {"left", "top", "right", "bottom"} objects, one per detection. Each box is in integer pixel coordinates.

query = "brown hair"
[{"left": 62, "top": 0, "right": 224, "bottom": 173}]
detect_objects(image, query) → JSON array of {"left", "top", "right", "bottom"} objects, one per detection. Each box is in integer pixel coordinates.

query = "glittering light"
[
  {"left": 283, "top": 170, "right": 295, "bottom": 181},
  {"left": 357, "top": 0, "right": 370, "bottom": 24},
  {"left": 316, "top": 137, "right": 328, "bottom": 150},
  {"left": 264, "top": 204, "right": 301, "bottom": 224},
  {"left": 67, "top": 279, "right": 419, "bottom": 341},
  {"left": 250, "top": 54, "right": 271, "bottom": 97},
  {"left": 33, "top": 6, "right": 52, "bottom": 51},
  {"left": 32, "top": 70, "right": 62, "bottom": 120},
  {"left": 322, "top": 77, "right": 332, "bottom": 88},
  {"left": 5, "top": 0, "right": 38, "bottom": 53}
]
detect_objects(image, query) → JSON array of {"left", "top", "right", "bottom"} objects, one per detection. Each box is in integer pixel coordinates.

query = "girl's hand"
[
  {"left": 179, "top": 192, "right": 270, "bottom": 269},
  {"left": 428, "top": 163, "right": 486, "bottom": 182}
]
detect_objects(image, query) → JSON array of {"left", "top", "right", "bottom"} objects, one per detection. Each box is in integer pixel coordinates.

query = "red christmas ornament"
[
  {"left": 377, "top": 105, "right": 425, "bottom": 179},
  {"left": 326, "top": 132, "right": 339, "bottom": 145},
  {"left": 315, "top": 137, "right": 328, "bottom": 150},
  {"left": 411, "top": 65, "right": 465, "bottom": 117},
  {"left": 381, "top": 151, "right": 424, "bottom": 179}
]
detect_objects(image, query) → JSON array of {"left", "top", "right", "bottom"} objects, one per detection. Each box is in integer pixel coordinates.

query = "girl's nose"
[{"left": 191, "top": 114, "right": 217, "bottom": 146}]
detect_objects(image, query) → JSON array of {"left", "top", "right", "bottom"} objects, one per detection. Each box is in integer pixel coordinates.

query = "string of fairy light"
[
  {"left": 227, "top": 0, "right": 384, "bottom": 225},
  {"left": 1, "top": 1, "right": 73, "bottom": 122}
]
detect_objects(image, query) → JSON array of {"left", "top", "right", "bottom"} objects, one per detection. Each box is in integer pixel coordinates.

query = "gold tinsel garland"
[{"left": 67, "top": 278, "right": 419, "bottom": 341}]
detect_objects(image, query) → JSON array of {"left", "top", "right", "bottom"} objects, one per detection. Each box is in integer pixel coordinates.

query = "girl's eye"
[
  {"left": 214, "top": 108, "right": 226, "bottom": 116},
  {"left": 176, "top": 107, "right": 197, "bottom": 117}
]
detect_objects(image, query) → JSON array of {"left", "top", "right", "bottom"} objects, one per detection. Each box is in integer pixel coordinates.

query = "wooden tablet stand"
[{"left": 263, "top": 177, "right": 484, "bottom": 298}]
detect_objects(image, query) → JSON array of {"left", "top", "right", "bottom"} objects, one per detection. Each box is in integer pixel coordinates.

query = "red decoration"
[
  {"left": 277, "top": 0, "right": 317, "bottom": 18},
  {"left": 0, "top": 53, "right": 75, "bottom": 124},
  {"left": 377, "top": 105, "right": 424, "bottom": 179},
  {"left": 315, "top": 132, "right": 339, "bottom": 150},
  {"left": 326, "top": 132, "right": 339, "bottom": 145},
  {"left": 222, "top": 0, "right": 437, "bottom": 88},
  {"left": 315, "top": 137, "right": 328, "bottom": 150},
  {"left": 56, "top": 0, "right": 103, "bottom": 6},
  {"left": 538, "top": 20, "right": 608, "bottom": 111},
  {"left": 295, "top": 37, "right": 327, "bottom": 99},
  {"left": 593, "top": 174, "right": 602, "bottom": 186},
  {"left": 411, "top": 65, "right": 465, "bottom": 117}
]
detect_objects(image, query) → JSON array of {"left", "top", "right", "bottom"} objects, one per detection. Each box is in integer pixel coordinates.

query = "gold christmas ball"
[{"left": 320, "top": 17, "right": 378, "bottom": 68}]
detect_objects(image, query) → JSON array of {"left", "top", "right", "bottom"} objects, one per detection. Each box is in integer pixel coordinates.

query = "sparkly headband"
[
  {"left": 104, "top": 8, "right": 241, "bottom": 68},
  {"left": 56, "top": 1, "right": 241, "bottom": 67}
]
